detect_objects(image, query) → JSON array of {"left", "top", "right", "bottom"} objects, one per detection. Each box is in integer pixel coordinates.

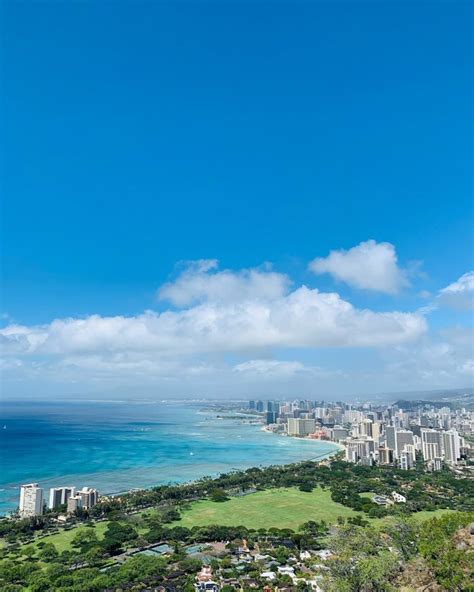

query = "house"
[
  {"left": 196, "top": 566, "right": 213, "bottom": 583},
  {"left": 277, "top": 565, "right": 297, "bottom": 583},
  {"left": 195, "top": 583, "right": 219, "bottom": 592},
  {"left": 392, "top": 491, "right": 407, "bottom": 503}
]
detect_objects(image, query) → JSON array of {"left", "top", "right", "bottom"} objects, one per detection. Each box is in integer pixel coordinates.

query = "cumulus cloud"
[
  {"left": 159, "top": 260, "right": 290, "bottom": 306},
  {"left": 0, "top": 258, "right": 439, "bottom": 397},
  {"left": 438, "top": 271, "right": 474, "bottom": 310},
  {"left": 0, "top": 286, "right": 426, "bottom": 359},
  {"left": 309, "top": 240, "right": 408, "bottom": 294}
]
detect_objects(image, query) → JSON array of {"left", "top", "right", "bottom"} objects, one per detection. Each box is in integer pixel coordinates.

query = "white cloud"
[
  {"left": 1, "top": 258, "right": 442, "bottom": 397},
  {"left": 438, "top": 271, "right": 474, "bottom": 310},
  {"left": 233, "top": 359, "right": 343, "bottom": 380},
  {"left": 159, "top": 259, "right": 290, "bottom": 306},
  {"left": 384, "top": 327, "right": 474, "bottom": 386},
  {"left": 309, "top": 240, "right": 408, "bottom": 294},
  {"left": 234, "top": 359, "right": 311, "bottom": 377},
  {"left": 0, "top": 286, "right": 426, "bottom": 359}
]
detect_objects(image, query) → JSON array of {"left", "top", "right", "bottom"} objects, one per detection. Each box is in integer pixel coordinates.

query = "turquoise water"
[{"left": 0, "top": 400, "right": 338, "bottom": 515}]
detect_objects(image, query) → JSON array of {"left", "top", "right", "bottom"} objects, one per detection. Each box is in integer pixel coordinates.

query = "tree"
[
  {"left": 326, "top": 525, "right": 399, "bottom": 591},
  {"left": 178, "top": 557, "right": 202, "bottom": 573},
  {"left": 113, "top": 555, "right": 167, "bottom": 586},
  {"left": 210, "top": 488, "right": 230, "bottom": 502},
  {"left": 38, "top": 543, "right": 58, "bottom": 561},
  {"left": 84, "top": 546, "right": 105, "bottom": 566},
  {"left": 385, "top": 517, "right": 419, "bottom": 561},
  {"left": 71, "top": 528, "right": 99, "bottom": 553},
  {"left": 21, "top": 546, "right": 36, "bottom": 560},
  {"left": 102, "top": 521, "right": 138, "bottom": 554},
  {"left": 27, "top": 573, "right": 51, "bottom": 592}
]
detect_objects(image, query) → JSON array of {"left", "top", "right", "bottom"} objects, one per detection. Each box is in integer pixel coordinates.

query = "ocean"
[{"left": 0, "top": 400, "right": 338, "bottom": 515}]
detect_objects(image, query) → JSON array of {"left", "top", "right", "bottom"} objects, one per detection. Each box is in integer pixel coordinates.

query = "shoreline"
[
  {"left": 260, "top": 424, "right": 345, "bottom": 457},
  {"left": 1, "top": 409, "right": 342, "bottom": 516},
  {"left": 99, "top": 424, "right": 342, "bottom": 501}
]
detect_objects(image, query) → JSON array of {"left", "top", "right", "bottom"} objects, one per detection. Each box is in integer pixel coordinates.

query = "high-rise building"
[
  {"left": 421, "top": 429, "right": 443, "bottom": 461},
  {"left": 77, "top": 487, "right": 99, "bottom": 509},
  {"left": 443, "top": 430, "right": 460, "bottom": 463},
  {"left": 332, "top": 426, "right": 349, "bottom": 441},
  {"left": 287, "top": 418, "right": 316, "bottom": 436},
  {"left": 399, "top": 444, "right": 416, "bottom": 470},
  {"left": 358, "top": 419, "right": 373, "bottom": 438},
  {"left": 395, "top": 430, "right": 414, "bottom": 458},
  {"left": 19, "top": 483, "right": 44, "bottom": 517},
  {"left": 49, "top": 486, "right": 76, "bottom": 509},
  {"left": 256, "top": 401, "right": 264, "bottom": 412},
  {"left": 67, "top": 495, "right": 83, "bottom": 514},
  {"left": 385, "top": 426, "right": 396, "bottom": 451},
  {"left": 248, "top": 400, "right": 256, "bottom": 410},
  {"left": 345, "top": 439, "right": 375, "bottom": 463},
  {"left": 377, "top": 447, "right": 394, "bottom": 465},
  {"left": 265, "top": 411, "right": 277, "bottom": 425},
  {"left": 371, "top": 422, "right": 381, "bottom": 444}
]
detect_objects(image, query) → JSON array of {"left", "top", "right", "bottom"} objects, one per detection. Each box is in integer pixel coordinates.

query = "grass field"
[
  {"left": 31, "top": 521, "right": 109, "bottom": 553},
  {"left": 176, "top": 487, "right": 361, "bottom": 530},
  {"left": 7, "top": 492, "right": 456, "bottom": 555}
]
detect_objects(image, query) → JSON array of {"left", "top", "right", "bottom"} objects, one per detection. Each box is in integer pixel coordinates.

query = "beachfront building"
[
  {"left": 67, "top": 494, "right": 83, "bottom": 514},
  {"left": 287, "top": 418, "right": 316, "bottom": 436},
  {"left": 49, "top": 486, "right": 76, "bottom": 509},
  {"left": 19, "top": 483, "right": 44, "bottom": 517},
  {"left": 77, "top": 487, "right": 99, "bottom": 509},
  {"left": 331, "top": 426, "right": 349, "bottom": 441}
]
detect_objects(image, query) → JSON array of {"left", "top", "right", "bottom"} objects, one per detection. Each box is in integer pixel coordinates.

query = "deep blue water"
[{"left": 0, "top": 400, "right": 338, "bottom": 514}]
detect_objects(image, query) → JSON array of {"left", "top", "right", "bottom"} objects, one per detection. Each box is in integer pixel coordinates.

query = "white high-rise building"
[
  {"left": 287, "top": 418, "right": 316, "bottom": 436},
  {"left": 19, "top": 483, "right": 44, "bottom": 517},
  {"left": 399, "top": 444, "right": 416, "bottom": 470},
  {"left": 49, "top": 486, "right": 76, "bottom": 509},
  {"left": 345, "top": 439, "right": 375, "bottom": 463},
  {"left": 443, "top": 430, "right": 461, "bottom": 464},
  {"left": 421, "top": 429, "right": 443, "bottom": 461},
  {"left": 371, "top": 422, "right": 381, "bottom": 445},
  {"left": 358, "top": 419, "right": 373, "bottom": 438}
]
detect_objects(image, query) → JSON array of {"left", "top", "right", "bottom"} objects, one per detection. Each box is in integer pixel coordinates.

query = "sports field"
[{"left": 176, "top": 487, "right": 361, "bottom": 530}]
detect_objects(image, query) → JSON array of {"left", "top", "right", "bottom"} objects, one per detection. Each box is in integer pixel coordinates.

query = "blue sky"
[{"left": 1, "top": 2, "right": 473, "bottom": 399}]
